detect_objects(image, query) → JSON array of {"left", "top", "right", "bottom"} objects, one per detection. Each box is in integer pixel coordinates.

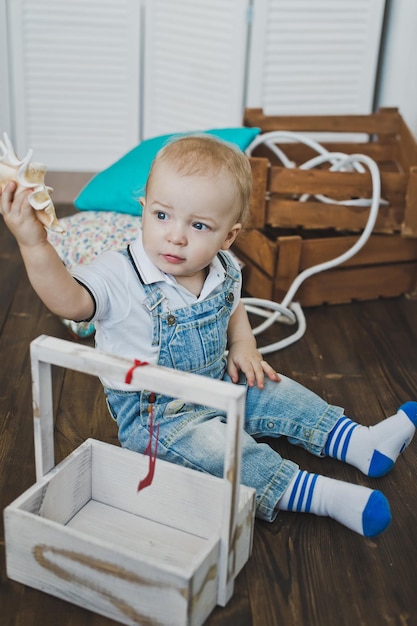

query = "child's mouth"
[{"left": 162, "top": 254, "right": 184, "bottom": 264}]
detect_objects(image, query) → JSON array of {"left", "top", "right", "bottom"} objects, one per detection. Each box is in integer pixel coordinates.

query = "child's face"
[{"left": 140, "top": 160, "right": 241, "bottom": 287}]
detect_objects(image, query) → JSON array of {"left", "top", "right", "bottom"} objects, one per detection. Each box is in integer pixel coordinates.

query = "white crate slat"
[
  {"left": 3, "top": 334, "right": 256, "bottom": 623},
  {"left": 67, "top": 500, "right": 211, "bottom": 568},
  {"left": 91, "top": 439, "right": 227, "bottom": 538},
  {"left": 30, "top": 335, "right": 246, "bottom": 479},
  {"left": 6, "top": 505, "right": 212, "bottom": 625},
  {"left": 30, "top": 334, "right": 247, "bottom": 603}
]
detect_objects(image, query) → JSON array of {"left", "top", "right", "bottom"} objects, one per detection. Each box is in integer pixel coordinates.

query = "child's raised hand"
[
  {"left": 227, "top": 341, "right": 281, "bottom": 389},
  {"left": 0, "top": 181, "right": 47, "bottom": 248}
]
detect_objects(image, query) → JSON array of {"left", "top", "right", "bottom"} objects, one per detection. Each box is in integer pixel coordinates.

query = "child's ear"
[
  {"left": 221, "top": 223, "right": 241, "bottom": 250},
  {"left": 139, "top": 196, "right": 146, "bottom": 209}
]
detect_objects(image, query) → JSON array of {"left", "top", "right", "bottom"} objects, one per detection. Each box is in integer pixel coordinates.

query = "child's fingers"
[
  {"left": 0, "top": 182, "right": 16, "bottom": 214},
  {"left": 248, "top": 359, "right": 278, "bottom": 388},
  {"left": 0, "top": 182, "right": 45, "bottom": 247},
  {"left": 229, "top": 357, "right": 258, "bottom": 387},
  {"left": 228, "top": 353, "right": 280, "bottom": 390},
  {"left": 245, "top": 359, "right": 264, "bottom": 389},
  {"left": 1, "top": 183, "right": 34, "bottom": 219},
  {"left": 0, "top": 181, "right": 21, "bottom": 213},
  {"left": 1, "top": 180, "right": 18, "bottom": 198},
  {"left": 261, "top": 360, "right": 281, "bottom": 382},
  {"left": 226, "top": 359, "right": 240, "bottom": 384}
]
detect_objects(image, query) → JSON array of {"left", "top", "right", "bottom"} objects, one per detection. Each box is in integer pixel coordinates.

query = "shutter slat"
[
  {"left": 142, "top": 0, "right": 250, "bottom": 138},
  {"left": 247, "top": 0, "right": 386, "bottom": 115},
  {"left": 9, "top": 0, "right": 141, "bottom": 171}
]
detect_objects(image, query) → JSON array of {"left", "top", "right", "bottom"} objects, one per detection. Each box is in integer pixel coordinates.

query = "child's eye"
[
  {"left": 192, "top": 222, "right": 209, "bottom": 231},
  {"left": 156, "top": 211, "right": 167, "bottom": 220}
]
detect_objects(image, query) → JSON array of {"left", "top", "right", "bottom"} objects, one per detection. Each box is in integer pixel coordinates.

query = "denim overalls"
[{"left": 105, "top": 249, "right": 343, "bottom": 521}]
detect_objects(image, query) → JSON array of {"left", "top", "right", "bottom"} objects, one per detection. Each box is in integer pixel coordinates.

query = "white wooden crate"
[{"left": 4, "top": 335, "right": 256, "bottom": 626}]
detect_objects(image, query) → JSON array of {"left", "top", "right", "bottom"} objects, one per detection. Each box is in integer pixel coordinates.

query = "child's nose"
[{"left": 168, "top": 224, "right": 187, "bottom": 245}]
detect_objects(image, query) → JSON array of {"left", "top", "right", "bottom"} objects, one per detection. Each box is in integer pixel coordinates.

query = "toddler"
[{"left": 1, "top": 134, "right": 416, "bottom": 537}]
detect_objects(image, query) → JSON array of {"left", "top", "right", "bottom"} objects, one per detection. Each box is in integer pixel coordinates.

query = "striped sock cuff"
[
  {"left": 324, "top": 416, "right": 358, "bottom": 461},
  {"left": 286, "top": 471, "right": 319, "bottom": 513}
]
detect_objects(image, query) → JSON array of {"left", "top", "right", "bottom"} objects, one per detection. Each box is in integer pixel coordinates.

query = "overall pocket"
[{"left": 167, "top": 305, "right": 229, "bottom": 374}]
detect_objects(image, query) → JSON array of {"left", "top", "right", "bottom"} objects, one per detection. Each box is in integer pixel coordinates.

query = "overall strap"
[
  {"left": 124, "top": 245, "right": 166, "bottom": 311},
  {"left": 122, "top": 246, "right": 165, "bottom": 346},
  {"left": 217, "top": 250, "right": 241, "bottom": 297}
]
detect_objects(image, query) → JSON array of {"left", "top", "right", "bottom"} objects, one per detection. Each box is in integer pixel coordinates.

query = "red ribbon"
[
  {"left": 125, "top": 358, "right": 148, "bottom": 384},
  {"left": 124, "top": 358, "right": 159, "bottom": 492},
  {"left": 137, "top": 403, "right": 160, "bottom": 492}
]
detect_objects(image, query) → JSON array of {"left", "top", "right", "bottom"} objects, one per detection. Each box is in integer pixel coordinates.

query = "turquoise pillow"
[{"left": 74, "top": 127, "right": 260, "bottom": 216}]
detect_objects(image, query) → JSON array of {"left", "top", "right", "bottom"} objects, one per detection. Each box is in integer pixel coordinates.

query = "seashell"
[{"left": 0, "top": 132, "right": 64, "bottom": 233}]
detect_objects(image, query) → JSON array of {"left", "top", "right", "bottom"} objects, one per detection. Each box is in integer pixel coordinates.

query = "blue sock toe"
[
  {"left": 399, "top": 401, "right": 417, "bottom": 426},
  {"left": 362, "top": 491, "right": 392, "bottom": 537},
  {"left": 368, "top": 450, "right": 394, "bottom": 477}
]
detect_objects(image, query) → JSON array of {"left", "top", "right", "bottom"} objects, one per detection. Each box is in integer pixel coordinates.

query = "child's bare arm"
[
  {"left": 227, "top": 301, "right": 280, "bottom": 388},
  {"left": 0, "top": 181, "right": 94, "bottom": 321}
]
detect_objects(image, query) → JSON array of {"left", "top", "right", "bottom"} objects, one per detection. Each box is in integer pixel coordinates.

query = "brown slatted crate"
[
  {"left": 245, "top": 107, "right": 417, "bottom": 237},
  {"left": 239, "top": 108, "right": 417, "bottom": 306},
  {"left": 234, "top": 227, "right": 417, "bottom": 306}
]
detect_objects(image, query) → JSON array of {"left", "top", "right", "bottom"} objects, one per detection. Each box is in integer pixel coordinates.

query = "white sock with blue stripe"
[
  {"left": 279, "top": 470, "right": 391, "bottom": 537},
  {"left": 324, "top": 401, "right": 417, "bottom": 477}
]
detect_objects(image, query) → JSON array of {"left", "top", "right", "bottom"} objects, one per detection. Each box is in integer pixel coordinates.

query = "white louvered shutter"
[
  {"left": 0, "top": 0, "right": 11, "bottom": 134},
  {"left": 7, "top": 0, "right": 141, "bottom": 171},
  {"left": 247, "top": 0, "right": 386, "bottom": 115},
  {"left": 142, "top": 0, "right": 251, "bottom": 139}
]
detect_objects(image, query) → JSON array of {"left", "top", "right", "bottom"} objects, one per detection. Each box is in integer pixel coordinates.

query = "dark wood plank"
[
  {"left": 1, "top": 213, "right": 417, "bottom": 626},
  {"left": 243, "top": 107, "right": 403, "bottom": 135},
  {"left": 241, "top": 299, "right": 417, "bottom": 626},
  {"left": 0, "top": 209, "right": 24, "bottom": 331}
]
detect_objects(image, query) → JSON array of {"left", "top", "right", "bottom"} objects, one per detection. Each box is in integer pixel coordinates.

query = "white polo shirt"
[{"left": 72, "top": 229, "right": 241, "bottom": 388}]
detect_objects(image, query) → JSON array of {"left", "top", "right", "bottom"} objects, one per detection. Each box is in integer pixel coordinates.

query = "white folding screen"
[
  {"left": 247, "top": 0, "right": 386, "bottom": 115},
  {"left": 142, "top": 0, "right": 251, "bottom": 139},
  {"left": 0, "top": 0, "right": 11, "bottom": 134},
  {"left": 7, "top": 0, "right": 141, "bottom": 171},
  {"left": 5, "top": 0, "right": 387, "bottom": 172}
]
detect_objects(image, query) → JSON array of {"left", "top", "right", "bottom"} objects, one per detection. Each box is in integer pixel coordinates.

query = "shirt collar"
[
  {"left": 129, "top": 230, "right": 168, "bottom": 285},
  {"left": 129, "top": 229, "right": 226, "bottom": 296}
]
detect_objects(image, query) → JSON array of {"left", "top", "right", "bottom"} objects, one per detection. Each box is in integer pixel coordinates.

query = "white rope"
[{"left": 243, "top": 132, "right": 381, "bottom": 354}]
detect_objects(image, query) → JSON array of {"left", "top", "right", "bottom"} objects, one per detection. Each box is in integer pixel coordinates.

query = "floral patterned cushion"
[{"left": 47, "top": 210, "right": 141, "bottom": 270}]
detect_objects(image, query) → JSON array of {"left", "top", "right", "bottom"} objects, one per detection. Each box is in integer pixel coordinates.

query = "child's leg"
[
  {"left": 324, "top": 401, "right": 417, "bottom": 477},
  {"left": 107, "top": 385, "right": 393, "bottom": 537},
  {"left": 242, "top": 375, "right": 417, "bottom": 477},
  {"left": 240, "top": 377, "right": 414, "bottom": 536},
  {"left": 279, "top": 470, "right": 391, "bottom": 537},
  {"left": 155, "top": 406, "right": 391, "bottom": 537},
  {"left": 242, "top": 374, "right": 345, "bottom": 456}
]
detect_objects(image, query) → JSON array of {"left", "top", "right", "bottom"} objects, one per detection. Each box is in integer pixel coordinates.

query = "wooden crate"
[
  {"left": 234, "top": 228, "right": 417, "bottom": 306},
  {"left": 4, "top": 336, "right": 255, "bottom": 626},
  {"left": 245, "top": 107, "right": 417, "bottom": 237}
]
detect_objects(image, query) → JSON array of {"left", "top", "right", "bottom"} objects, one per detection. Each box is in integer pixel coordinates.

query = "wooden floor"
[{"left": 1, "top": 211, "right": 417, "bottom": 626}]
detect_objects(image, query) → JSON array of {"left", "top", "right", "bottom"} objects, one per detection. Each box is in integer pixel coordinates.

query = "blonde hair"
[{"left": 146, "top": 134, "right": 253, "bottom": 227}]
